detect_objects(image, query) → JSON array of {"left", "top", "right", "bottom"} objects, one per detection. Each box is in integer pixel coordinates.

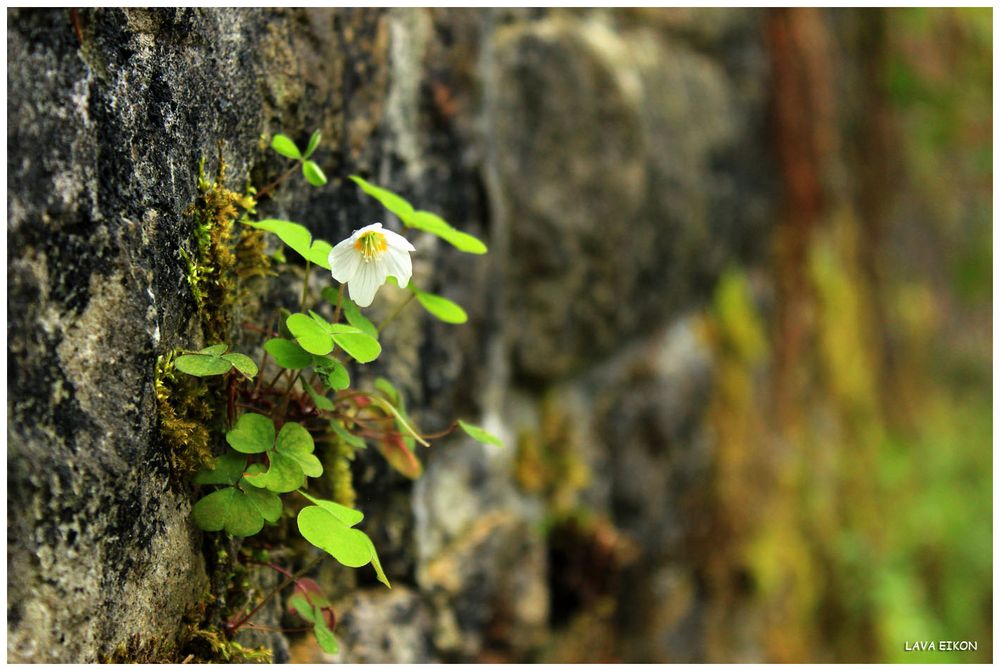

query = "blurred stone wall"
[{"left": 7, "top": 8, "right": 773, "bottom": 662}]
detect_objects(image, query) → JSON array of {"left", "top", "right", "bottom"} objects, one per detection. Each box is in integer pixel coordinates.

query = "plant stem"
[
  {"left": 300, "top": 260, "right": 311, "bottom": 311},
  {"left": 279, "top": 370, "right": 303, "bottom": 418},
  {"left": 255, "top": 162, "right": 299, "bottom": 200},
  {"left": 376, "top": 292, "right": 415, "bottom": 331},
  {"left": 419, "top": 421, "right": 459, "bottom": 440},
  {"left": 242, "top": 624, "right": 313, "bottom": 634},
  {"left": 331, "top": 284, "right": 345, "bottom": 324},
  {"left": 228, "top": 555, "right": 325, "bottom": 633},
  {"left": 254, "top": 350, "right": 270, "bottom": 394},
  {"left": 237, "top": 402, "right": 273, "bottom": 414},
  {"left": 241, "top": 321, "right": 277, "bottom": 336},
  {"left": 267, "top": 367, "right": 287, "bottom": 390}
]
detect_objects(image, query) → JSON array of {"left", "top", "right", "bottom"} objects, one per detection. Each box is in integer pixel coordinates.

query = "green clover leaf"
[
  {"left": 193, "top": 451, "right": 246, "bottom": 485},
  {"left": 226, "top": 413, "right": 275, "bottom": 454},
  {"left": 458, "top": 420, "right": 504, "bottom": 448},
  {"left": 192, "top": 481, "right": 282, "bottom": 537},
  {"left": 264, "top": 338, "right": 314, "bottom": 369},
  {"left": 296, "top": 497, "right": 389, "bottom": 588},
  {"left": 243, "top": 422, "right": 322, "bottom": 493}
]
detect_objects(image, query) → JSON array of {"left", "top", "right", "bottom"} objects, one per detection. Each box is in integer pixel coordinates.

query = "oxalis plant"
[{"left": 173, "top": 131, "right": 502, "bottom": 655}]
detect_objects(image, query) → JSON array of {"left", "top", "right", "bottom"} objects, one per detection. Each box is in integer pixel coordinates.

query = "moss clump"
[
  {"left": 515, "top": 396, "right": 590, "bottom": 519},
  {"left": 327, "top": 436, "right": 359, "bottom": 508},
  {"left": 155, "top": 350, "right": 216, "bottom": 476},
  {"left": 182, "top": 146, "right": 269, "bottom": 345},
  {"left": 98, "top": 625, "right": 271, "bottom": 664},
  {"left": 159, "top": 148, "right": 273, "bottom": 478},
  {"left": 98, "top": 572, "right": 271, "bottom": 664},
  {"left": 99, "top": 633, "right": 178, "bottom": 663},
  {"left": 182, "top": 627, "right": 272, "bottom": 664},
  {"left": 150, "top": 148, "right": 288, "bottom": 662}
]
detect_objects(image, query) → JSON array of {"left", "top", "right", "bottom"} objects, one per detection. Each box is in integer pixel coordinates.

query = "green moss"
[
  {"left": 99, "top": 633, "right": 179, "bottom": 663},
  {"left": 182, "top": 147, "right": 270, "bottom": 345},
  {"left": 515, "top": 396, "right": 590, "bottom": 521},
  {"left": 155, "top": 350, "right": 216, "bottom": 476},
  {"left": 329, "top": 438, "right": 358, "bottom": 508},
  {"left": 150, "top": 149, "right": 281, "bottom": 658},
  {"left": 182, "top": 627, "right": 272, "bottom": 664},
  {"left": 312, "top": 435, "right": 359, "bottom": 508},
  {"left": 98, "top": 625, "right": 271, "bottom": 664},
  {"left": 158, "top": 148, "right": 275, "bottom": 478},
  {"left": 98, "top": 586, "right": 272, "bottom": 664}
]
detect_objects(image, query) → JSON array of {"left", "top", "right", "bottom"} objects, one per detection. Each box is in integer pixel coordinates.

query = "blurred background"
[{"left": 7, "top": 7, "right": 992, "bottom": 663}]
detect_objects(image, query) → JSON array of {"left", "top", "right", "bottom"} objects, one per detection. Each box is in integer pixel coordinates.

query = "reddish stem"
[
  {"left": 255, "top": 163, "right": 299, "bottom": 200},
  {"left": 227, "top": 555, "right": 324, "bottom": 633},
  {"left": 331, "top": 284, "right": 346, "bottom": 324}
]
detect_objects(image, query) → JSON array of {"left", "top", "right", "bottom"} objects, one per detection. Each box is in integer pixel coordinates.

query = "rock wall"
[{"left": 8, "top": 8, "right": 773, "bottom": 662}]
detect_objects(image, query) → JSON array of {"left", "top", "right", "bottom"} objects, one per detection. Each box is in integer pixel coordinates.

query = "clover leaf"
[
  {"left": 299, "top": 490, "right": 364, "bottom": 526},
  {"left": 413, "top": 288, "right": 468, "bottom": 324},
  {"left": 330, "top": 420, "right": 366, "bottom": 449},
  {"left": 175, "top": 344, "right": 257, "bottom": 378},
  {"left": 264, "top": 338, "right": 313, "bottom": 369},
  {"left": 192, "top": 480, "right": 282, "bottom": 537},
  {"left": 331, "top": 330, "right": 380, "bottom": 364},
  {"left": 348, "top": 175, "right": 415, "bottom": 222},
  {"left": 304, "top": 130, "right": 322, "bottom": 160},
  {"left": 287, "top": 313, "right": 381, "bottom": 363},
  {"left": 222, "top": 353, "right": 258, "bottom": 378},
  {"left": 296, "top": 494, "right": 389, "bottom": 588},
  {"left": 302, "top": 161, "right": 327, "bottom": 187},
  {"left": 243, "top": 422, "right": 323, "bottom": 494},
  {"left": 458, "top": 420, "right": 504, "bottom": 448},
  {"left": 304, "top": 381, "right": 335, "bottom": 411},
  {"left": 250, "top": 219, "right": 333, "bottom": 269},
  {"left": 193, "top": 451, "right": 247, "bottom": 485},
  {"left": 226, "top": 413, "right": 275, "bottom": 454},
  {"left": 341, "top": 297, "right": 379, "bottom": 338},
  {"left": 313, "top": 356, "right": 350, "bottom": 391},
  {"left": 175, "top": 344, "right": 234, "bottom": 377},
  {"left": 287, "top": 313, "right": 334, "bottom": 355},
  {"left": 289, "top": 592, "right": 339, "bottom": 654},
  {"left": 349, "top": 176, "right": 488, "bottom": 254},
  {"left": 408, "top": 211, "right": 487, "bottom": 255},
  {"left": 271, "top": 133, "right": 302, "bottom": 160}
]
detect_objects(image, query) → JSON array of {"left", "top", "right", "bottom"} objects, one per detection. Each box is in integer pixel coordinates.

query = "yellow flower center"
[{"left": 354, "top": 231, "right": 388, "bottom": 261}]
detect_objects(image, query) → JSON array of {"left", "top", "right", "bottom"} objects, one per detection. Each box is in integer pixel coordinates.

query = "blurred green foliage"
[{"left": 703, "top": 8, "right": 991, "bottom": 662}]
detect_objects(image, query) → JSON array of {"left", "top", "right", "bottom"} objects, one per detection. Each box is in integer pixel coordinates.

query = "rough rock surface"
[{"left": 8, "top": 8, "right": 774, "bottom": 662}]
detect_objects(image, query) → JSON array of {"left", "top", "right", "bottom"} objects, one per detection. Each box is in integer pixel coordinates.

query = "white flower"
[{"left": 327, "top": 222, "right": 415, "bottom": 307}]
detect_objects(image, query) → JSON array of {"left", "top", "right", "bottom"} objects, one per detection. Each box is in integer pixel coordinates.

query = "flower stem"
[
  {"left": 227, "top": 555, "right": 325, "bottom": 633},
  {"left": 267, "top": 367, "right": 287, "bottom": 390},
  {"left": 254, "top": 350, "right": 270, "bottom": 394},
  {"left": 331, "top": 284, "right": 345, "bottom": 324},
  {"left": 300, "top": 260, "right": 311, "bottom": 311},
  {"left": 279, "top": 370, "right": 303, "bottom": 418},
  {"left": 376, "top": 292, "right": 415, "bottom": 331},
  {"left": 255, "top": 162, "right": 299, "bottom": 200},
  {"left": 419, "top": 421, "right": 459, "bottom": 440}
]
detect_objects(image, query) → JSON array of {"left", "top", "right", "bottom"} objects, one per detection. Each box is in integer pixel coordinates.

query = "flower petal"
[
  {"left": 328, "top": 239, "right": 360, "bottom": 284},
  {"left": 351, "top": 222, "right": 383, "bottom": 241},
  {"left": 348, "top": 260, "right": 388, "bottom": 307},
  {"left": 383, "top": 245, "right": 413, "bottom": 288},
  {"left": 383, "top": 228, "right": 416, "bottom": 252}
]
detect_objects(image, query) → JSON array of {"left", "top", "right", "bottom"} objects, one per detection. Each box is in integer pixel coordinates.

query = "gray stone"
[
  {"left": 414, "top": 439, "right": 549, "bottom": 660},
  {"left": 324, "top": 587, "right": 434, "bottom": 663},
  {"left": 8, "top": 7, "right": 776, "bottom": 663},
  {"left": 491, "top": 14, "right": 772, "bottom": 380}
]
